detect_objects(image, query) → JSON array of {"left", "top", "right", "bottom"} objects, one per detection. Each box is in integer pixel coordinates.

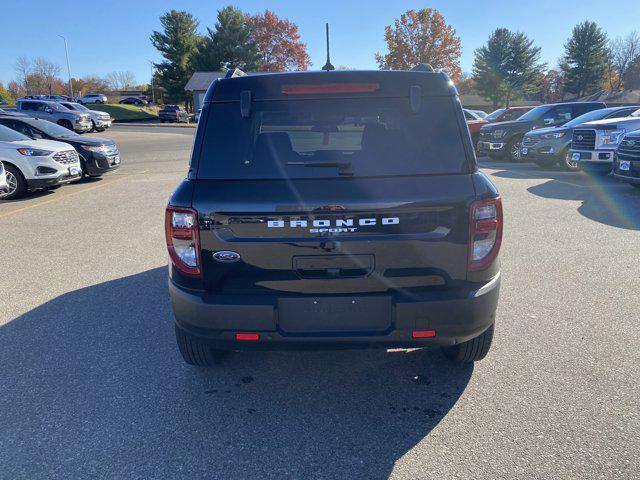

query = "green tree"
[
  {"left": 560, "top": 21, "right": 608, "bottom": 97},
  {"left": 473, "top": 28, "right": 545, "bottom": 108},
  {"left": 192, "top": 6, "right": 259, "bottom": 72},
  {"left": 623, "top": 55, "right": 640, "bottom": 89},
  {"left": 150, "top": 10, "right": 200, "bottom": 107}
]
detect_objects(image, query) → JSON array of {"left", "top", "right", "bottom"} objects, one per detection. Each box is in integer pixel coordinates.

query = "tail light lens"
[
  {"left": 468, "top": 197, "right": 503, "bottom": 271},
  {"left": 165, "top": 205, "right": 201, "bottom": 277}
]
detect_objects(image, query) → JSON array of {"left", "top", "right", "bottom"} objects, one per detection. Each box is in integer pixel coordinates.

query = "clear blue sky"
[{"left": 1, "top": 0, "right": 639, "bottom": 86}]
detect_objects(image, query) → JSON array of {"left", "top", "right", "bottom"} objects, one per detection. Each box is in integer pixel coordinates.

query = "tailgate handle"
[{"left": 293, "top": 255, "right": 374, "bottom": 279}]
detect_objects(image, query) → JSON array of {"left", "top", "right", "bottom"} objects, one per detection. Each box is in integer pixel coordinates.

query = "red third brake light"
[
  {"left": 281, "top": 83, "right": 380, "bottom": 95},
  {"left": 468, "top": 197, "right": 503, "bottom": 271},
  {"left": 236, "top": 333, "right": 260, "bottom": 341},
  {"left": 165, "top": 205, "right": 202, "bottom": 278}
]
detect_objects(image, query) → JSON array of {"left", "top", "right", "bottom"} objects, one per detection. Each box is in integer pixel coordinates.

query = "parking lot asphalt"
[{"left": 1, "top": 124, "right": 638, "bottom": 479}]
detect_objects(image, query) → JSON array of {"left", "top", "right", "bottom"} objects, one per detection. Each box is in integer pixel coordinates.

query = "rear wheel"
[
  {"left": 175, "top": 325, "right": 225, "bottom": 367},
  {"left": 3, "top": 164, "right": 27, "bottom": 199},
  {"left": 442, "top": 323, "right": 494, "bottom": 363}
]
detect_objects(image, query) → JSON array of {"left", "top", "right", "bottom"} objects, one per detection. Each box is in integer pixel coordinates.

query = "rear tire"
[
  {"left": 175, "top": 325, "right": 224, "bottom": 367},
  {"left": 442, "top": 323, "right": 494, "bottom": 363},
  {"left": 3, "top": 164, "right": 27, "bottom": 199}
]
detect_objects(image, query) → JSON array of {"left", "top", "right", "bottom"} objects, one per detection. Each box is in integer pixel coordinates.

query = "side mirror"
[
  {"left": 543, "top": 117, "right": 555, "bottom": 126},
  {"left": 44, "top": 107, "right": 53, "bottom": 114}
]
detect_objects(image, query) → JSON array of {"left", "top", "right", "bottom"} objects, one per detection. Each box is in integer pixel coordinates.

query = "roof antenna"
[{"left": 322, "top": 23, "right": 335, "bottom": 71}]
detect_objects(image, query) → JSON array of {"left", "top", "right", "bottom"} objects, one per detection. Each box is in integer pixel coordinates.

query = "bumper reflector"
[
  {"left": 412, "top": 330, "right": 436, "bottom": 339},
  {"left": 236, "top": 333, "right": 260, "bottom": 341}
]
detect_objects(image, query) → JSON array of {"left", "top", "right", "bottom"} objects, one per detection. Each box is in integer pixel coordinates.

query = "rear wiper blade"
[{"left": 286, "top": 161, "right": 353, "bottom": 175}]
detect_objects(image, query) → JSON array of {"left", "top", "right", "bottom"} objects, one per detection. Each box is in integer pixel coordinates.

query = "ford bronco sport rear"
[{"left": 166, "top": 68, "right": 502, "bottom": 366}]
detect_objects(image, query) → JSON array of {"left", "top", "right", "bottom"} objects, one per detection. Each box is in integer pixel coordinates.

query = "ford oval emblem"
[{"left": 213, "top": 251, "right": 241, "bottom": 263}]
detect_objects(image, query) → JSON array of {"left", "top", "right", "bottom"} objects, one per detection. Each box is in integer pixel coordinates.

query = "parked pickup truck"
[
  {"left": 16, "top": 99, "right": 92, "bottom": 133},
  {"left": 570, "top": 108, "right": 640, "bottom": 175},
  {"left": 613, "top": 131, "right": 640, "bottom": 189},
  {"left": 166, "top": 66, "right": 502, "bottom": 367}
]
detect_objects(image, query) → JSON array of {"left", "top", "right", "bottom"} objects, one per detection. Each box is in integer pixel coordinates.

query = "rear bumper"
[{"left": 170, "top": 274, "right": 500, "bottom": 350}]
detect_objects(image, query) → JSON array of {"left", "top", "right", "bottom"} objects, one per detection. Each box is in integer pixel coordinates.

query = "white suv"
[
  {"left": 78, "top": 94, "right": 108, "bottom": 104},
  {"left": 0, "top": 124, "right": 82, "bottom": 199}
]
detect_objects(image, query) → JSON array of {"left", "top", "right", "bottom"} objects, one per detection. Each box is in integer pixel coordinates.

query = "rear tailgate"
[{"left": 194, "top": 174, "right": 474, "bottom": 295}]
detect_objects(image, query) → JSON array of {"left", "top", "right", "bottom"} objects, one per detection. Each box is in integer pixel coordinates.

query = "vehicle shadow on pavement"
[
  {"left": 0, "top": 267, "right": 473, "bottom": 479},
  {"left": 485, "top": 164, "right": 640, "bottom": 230},
  {"left": 526, "top": 176, "right": 640, "bottom": 230}
]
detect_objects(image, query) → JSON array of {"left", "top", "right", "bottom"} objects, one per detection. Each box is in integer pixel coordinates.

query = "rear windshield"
[{"left": 197, "top": 96, "right": 468, "bottom": 179}]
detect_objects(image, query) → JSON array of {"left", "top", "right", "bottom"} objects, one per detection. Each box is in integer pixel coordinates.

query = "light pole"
[
  {"left": 58, "top": 35, "right": 73, "bottom": 99},
  {"left": 148, "top": 60, "right": 156, "bottom": 104}
]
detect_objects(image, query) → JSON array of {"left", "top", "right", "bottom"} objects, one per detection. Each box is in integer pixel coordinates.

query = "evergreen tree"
[
  {"left": 192, "top": 6, "right": 260, "bottom": 72},
  {"left": 560, "top": 21, "right": 608, "bottom": 97},
  {"left": 473, "top": 28, "right": 545, "bottom": 107},
  {"left": 150, "top": 10, "right": 200, "bottom": 107}
]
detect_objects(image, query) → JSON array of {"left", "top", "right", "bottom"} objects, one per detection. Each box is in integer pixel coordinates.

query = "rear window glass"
[{"left": 197, "top": 97, "right": 468, "bottom": 179}]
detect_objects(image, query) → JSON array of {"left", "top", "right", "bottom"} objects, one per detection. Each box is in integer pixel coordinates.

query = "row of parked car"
[
  {"left": 1, "top": 97, "right": 113, "bottom": 134},
  {"left": 464, "top": 102, "right": 640, "bottom": 189},
  {"left": 0, "top": 108, "right": 121, "bottom": 199}
]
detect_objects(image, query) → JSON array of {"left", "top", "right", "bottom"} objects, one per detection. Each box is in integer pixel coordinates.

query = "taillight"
[
  {"left": 165, "top": 205, "right": 201, "bottom": 277},
  {"left": 468, "top": 197, "right": 503, "bottom": 271}
]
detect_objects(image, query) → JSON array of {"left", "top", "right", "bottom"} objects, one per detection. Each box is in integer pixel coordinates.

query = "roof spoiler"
[
  {"left": 411, "top": 63, "right": 435, "bottom": 73},
  {"left": 225, "top": 68, "right": 246, "bottom": 79}
]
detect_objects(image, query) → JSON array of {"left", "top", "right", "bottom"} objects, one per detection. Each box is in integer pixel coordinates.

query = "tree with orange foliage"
[
  {"left": 375, "top": 8, "right": 461, "bottom": 80},
  {"left": 246, "top": 10, "right": 311, "bottom": 72}
]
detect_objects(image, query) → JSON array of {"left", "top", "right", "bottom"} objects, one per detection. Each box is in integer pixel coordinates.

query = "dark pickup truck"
[
  {"left": 166, "top": 67, "right": 503, "bottom": 366},
  {"left": 479, "top": 102, "right": 606, "bottom": 161}
]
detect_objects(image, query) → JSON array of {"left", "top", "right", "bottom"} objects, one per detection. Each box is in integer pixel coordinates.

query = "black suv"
[
  {"left": 167, "top": 68, "right": 502, "bottom": 366},
  {"left": 479, "top": 102, "right": 606, "bottom": 161},
  {"left": 614, "top": 131, "right": 640, "bottom": 189}
]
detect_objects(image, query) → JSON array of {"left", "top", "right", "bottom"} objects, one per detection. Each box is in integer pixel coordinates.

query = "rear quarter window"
[{"left": 196, "top": 96, "right": 469, "bottom": 179}]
